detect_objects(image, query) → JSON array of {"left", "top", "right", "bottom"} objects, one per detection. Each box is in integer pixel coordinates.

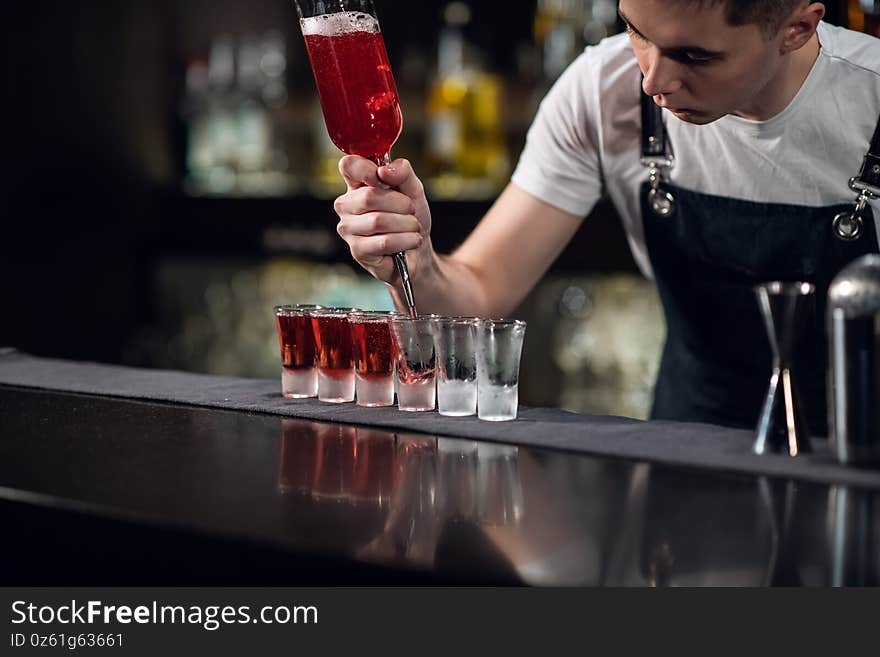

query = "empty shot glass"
[
  {"left": 432, "top": 317, "right": 478, "bottom": 417},
  {"left": 275, "top": 304, "right": 322, "bottom": 398},
  {"left": 311, "top": 307, "right": 359, "bottom": 403},
  {"left": 390, "top": 316, "right": 437, "bottom": 412},
  {"left": 349, "top": 311, "right": 397, "bottom": 407},
  {"left": 475, "top": 319, "right": 527, "bottom": 421}
]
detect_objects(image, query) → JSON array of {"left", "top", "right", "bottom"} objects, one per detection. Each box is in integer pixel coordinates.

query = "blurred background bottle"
[
  {"left": 183, "top": 31, "right": 294, "bottom": 196},
  {"left": 425, "top": 2, "right": 509, "bottom": 200},
  {"left": 534, "top": 0, "right": 617, "bottom": 81}
]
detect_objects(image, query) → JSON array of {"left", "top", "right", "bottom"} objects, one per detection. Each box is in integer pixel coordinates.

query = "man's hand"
[{"left": 333, "top": 155, "right": 434, "bottom": 285}]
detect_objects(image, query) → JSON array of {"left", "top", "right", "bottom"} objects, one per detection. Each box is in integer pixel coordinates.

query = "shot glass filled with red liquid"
[
  {"left": 275, "top": 305, "right": 322, "bottom": 398},
  {"left": 349, "top": 311, "right": 397, "bottom": 407},
  {"left": 295, "top": 1, "right": 403, "bottom": 164},
  {"left": 311, "top": 307, "right": 359, "bottom": 403}
]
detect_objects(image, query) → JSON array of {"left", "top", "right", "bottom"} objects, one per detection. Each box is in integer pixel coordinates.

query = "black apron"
[{"left": 640, "top": 95, "right": 880, "bottom": 435}]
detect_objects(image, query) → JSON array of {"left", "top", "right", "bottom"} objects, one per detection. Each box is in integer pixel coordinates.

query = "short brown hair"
[{"left": 677, "top": 0, "right": 805, "bottom": 35}]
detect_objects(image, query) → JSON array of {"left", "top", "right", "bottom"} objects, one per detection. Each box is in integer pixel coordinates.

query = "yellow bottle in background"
[
  {"left": 425, "top": 2, "right": 509, "bottom": 200},
  {"left": 457, "top": 70, "right": 508, "bottom": 187}
]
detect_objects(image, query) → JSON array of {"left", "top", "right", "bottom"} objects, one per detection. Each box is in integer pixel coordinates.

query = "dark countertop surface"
[{"left": 1, "top": 384, "right": 876, "bottom": 586}]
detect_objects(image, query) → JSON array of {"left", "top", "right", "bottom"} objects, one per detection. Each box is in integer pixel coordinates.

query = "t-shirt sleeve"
[{"left": 511, "top": 49, "right": 604, "bottom": 219}]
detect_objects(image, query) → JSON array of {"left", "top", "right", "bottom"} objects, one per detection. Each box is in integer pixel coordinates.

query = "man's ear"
[{"left": 779, "top": 2, "right": 825, "bottom": 54}]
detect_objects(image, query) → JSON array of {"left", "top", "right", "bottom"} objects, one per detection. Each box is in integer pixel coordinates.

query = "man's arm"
[
  {"left": 334, "top": 156, "right": 583, "bottom": 318},
  {"left": 417, "top": 183, "right": 584, "bottom": 318}
]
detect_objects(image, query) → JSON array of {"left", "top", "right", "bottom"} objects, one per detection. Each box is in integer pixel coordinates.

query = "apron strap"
[
  {"left": 855, "top": 114, "right": 880, "bottom": 192},
  {"left": 640, "top": 88, "right": 669, "bottom": 162},
  {"left": 640, "top": 85, "right": 676, "bottom": 216},
  {"left": 834, "top": 113, "right": 880, "bottom": 241}
]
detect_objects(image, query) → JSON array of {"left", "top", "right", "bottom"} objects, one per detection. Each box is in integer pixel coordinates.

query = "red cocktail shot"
[
  {"left": 311, "top": 308, "right": 357, "bottom": 403},
  {"left": 275, "top": 305, "right": 320, "bottom": 398},
  {"left": 301, "top": 11, "right": 403, "bottom": 162},
  {"left": 349, "top": 311, "right": 396, "bottom": 407}
]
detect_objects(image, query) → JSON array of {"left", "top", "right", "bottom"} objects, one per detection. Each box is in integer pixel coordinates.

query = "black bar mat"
[{"left": 1, "top": 351, "right": 878, "bottom": 489}]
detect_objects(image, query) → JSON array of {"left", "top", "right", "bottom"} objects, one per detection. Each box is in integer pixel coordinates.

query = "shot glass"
[
  {"left": 390, "top": 317, "right": 437, "bottom": 412},
  {"left": 349, "top": 311, "right": 397, "bottom": 407},
  {"left": 432, "top": 317, "right": 478, "bottom": 417},
  {"left": 274, "top": 304, "right": 322, "bottom": 398},
  {"left": 311, "top": 307, "right": 359, "bottom": 403},
  {"left": 475, "top": 319, "right": 527, "bottom": 421}
]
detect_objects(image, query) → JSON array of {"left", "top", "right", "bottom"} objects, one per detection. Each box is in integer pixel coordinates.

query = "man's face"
[{"left": 618, "top": 0, "right": 786, "bottom": 124}]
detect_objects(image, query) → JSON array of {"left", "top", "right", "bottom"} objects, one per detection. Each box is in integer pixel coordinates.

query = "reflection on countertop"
[{"left": 0, "top": 386, "right": 877, "bottom": 586}]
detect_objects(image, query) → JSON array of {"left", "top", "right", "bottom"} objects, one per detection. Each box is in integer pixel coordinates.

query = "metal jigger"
[{"left": 753, "top": 282, "right": 815, "bottom": 456}]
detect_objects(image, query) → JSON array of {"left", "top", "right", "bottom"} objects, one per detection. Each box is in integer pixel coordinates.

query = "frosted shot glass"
[
  {"left": 432, "top": 317, "right": 478, "bottom": 417},
  {"left": 349, "top": 311, "right": 397, "bottom": 407},
  {"left": 475, "top": 319, "right": 527, "bottom": 421},
  {"left": 274, "top": 304, "right": 322, "bottom": 398},
  {"left": 310, "top": 307, "right": 359, "bottom": 403},
  {"left": 390, "top": 317, "right": 436, "bottom": 412}
]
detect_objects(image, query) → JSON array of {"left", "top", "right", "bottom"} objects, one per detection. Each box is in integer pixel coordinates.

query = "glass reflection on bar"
[{"left": 275, "top": 419, "right": 880, "bottom": 585}]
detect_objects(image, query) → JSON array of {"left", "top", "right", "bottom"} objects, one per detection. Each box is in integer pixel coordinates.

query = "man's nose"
[{"left": 641, "top": 50, "right": 683, "bottom": 97}]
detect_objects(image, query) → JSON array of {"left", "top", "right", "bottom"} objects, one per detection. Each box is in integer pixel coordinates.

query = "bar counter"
[{"left": 1, "top": 360, "right": 878, "bottom": 586}]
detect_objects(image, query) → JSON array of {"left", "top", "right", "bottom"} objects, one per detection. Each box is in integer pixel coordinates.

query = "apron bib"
[{"left": 641, "top": 181, "right": 877, "bottom": 434}]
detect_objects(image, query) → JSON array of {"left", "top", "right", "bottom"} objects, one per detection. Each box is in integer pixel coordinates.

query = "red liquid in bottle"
[
  {"left": 302, "top": 12, "right": 403, "bottom": 161},
  {"left": 276, "top": 314, "right": 317, "bottom": 372},
  {"left": 312, "top": 315, "right": 355, "bottom": 379},
  {"left": 350, "top": 320, "right": 394, "bottom": 380}
]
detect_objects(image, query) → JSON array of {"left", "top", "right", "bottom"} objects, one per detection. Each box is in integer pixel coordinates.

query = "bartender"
[{"left": 330, "top": 0, "right": 880, "bottom": 433}]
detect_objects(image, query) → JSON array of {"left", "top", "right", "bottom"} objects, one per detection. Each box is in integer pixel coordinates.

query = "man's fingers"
[
  {"left": 377, "top": 158, "right": 426, "bottom": 200},
  {"left": 349, "top": 233, "right": 423, "bottom": 261},
  {"left": 338, "top": 212, "right": 422, "bottom": 238},
  {"left": 338, "top": 155, "right": 382, "bottom": 190},
  {"left": 334, "top": 187, "right": 416, "bottom": 217}
]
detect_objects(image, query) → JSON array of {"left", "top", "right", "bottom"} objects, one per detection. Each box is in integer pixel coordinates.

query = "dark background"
[{"left": 0, "top": 1, "right": 853, "bottom": 366}]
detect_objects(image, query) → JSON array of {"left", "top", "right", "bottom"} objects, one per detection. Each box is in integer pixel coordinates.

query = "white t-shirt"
[{"left": 511, "top": 22, "right": 880, "bottom": 279}]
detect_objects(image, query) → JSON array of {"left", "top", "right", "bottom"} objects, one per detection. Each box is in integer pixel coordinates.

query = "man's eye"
[
  {"left": 674, "top": 52, "right": 715, "bottom": 66},
  {"left": 625, "top": 24, "right": 647, "bottom": 42},
  {"left": 685, "top": 54, "right": 714, "bottom": 65}
]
